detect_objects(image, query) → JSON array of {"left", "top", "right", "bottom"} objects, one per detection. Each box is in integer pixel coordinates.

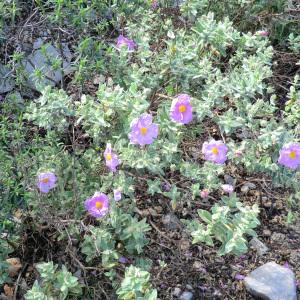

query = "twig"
[{"left": 13, "top": 263, "right": 28, "bottom": 300}]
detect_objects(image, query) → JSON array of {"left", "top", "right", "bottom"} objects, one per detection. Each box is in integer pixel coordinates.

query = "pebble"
[
  {"left": 263, "top": 229, "right": 271, "bottom": 237},
  {"left": 179, "top": 291, "right": 194, "bottom": 300},
  {"left": 162, "top": 214, "right": 180, "bottom": 230},
  {"left": 244, "top": 262, "right": 297, "bottom": 300},
  {"left": 290, "top": 250, "right": 300, "bottom": 267},
  {"left": 249, "top": 237, "right": 269, "bottom": 256},
  {"left": 270, "top": 232, "right": 286, "bottom": 245},
  {"left": 241, "top": 182, "right": 257, "bottom": 194},
  {"left": 224, "top": 174, "right": 236, "bottom": 186},
  {"left": 173, "top": 287, "right": 182, "bottom": 297}
]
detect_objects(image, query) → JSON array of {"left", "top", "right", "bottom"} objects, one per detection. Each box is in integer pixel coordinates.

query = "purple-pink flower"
[
  {"left": 202, "top": 140, "right": 228, "bottom": 164},
  {"left": 200, "top": 189, "right": 209, "bottom": 199},
  {"left": 104, "top": 143, "right": 119, "bottom": 172},
  {"left": 116, "top": 35, "right": 136, "bottom": 51},
  {"left": 84, "top": 192, "right": 109, "bottom": 218},
  {"left": 278, "top": 142, "right": 300, "bottom": 170},
  {"left": 37, "top": 172, "right": 56, "bottom": 193},
  {"left": 128, "top": 113, "right": 158, "bottom": 145},
  {"left": 170, "top": 94, "right": 193, "bottom": 124},
  {"left": 222, "top": 184, "right": 234, "bottom": 194},
  {"left": 113, "top": 189, "right": 122, "bottom": 201}
]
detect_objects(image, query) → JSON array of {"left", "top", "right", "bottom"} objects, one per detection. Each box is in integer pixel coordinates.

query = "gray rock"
[
  {"left": 224, "top": 174, "right": 236, "bottom": 186},
  {"left": 22, "top": 42, "right": 72, "bottom": 90},
  {"left": 249, "top": 237, "right": 269, "bottom": 256},
  {"left": 290, "top": 250, "right": 300, "bottom": 267},
  {"left": 271, "top": 232, "right": 286, "bottom": 245},
  {"left": 0, "top": 64, "right": 15, "bottom": 93},
  {"left": 241, "top": 182, "right": 257, "bottom": 193},
  {"left": 244, "top": 182, "right": 257, "bottom": 189},
  {"left": 173, "top": 287, "right": 182, "bottom": 297},
  {"left": 162, "top": 214, "right": 180, "bottom": 230},
  {"left": 244, "top": 262, "right": 297, "bottom": 300},
  {"left": 179, "top": 291, "right": 194, "bottom": 300}
]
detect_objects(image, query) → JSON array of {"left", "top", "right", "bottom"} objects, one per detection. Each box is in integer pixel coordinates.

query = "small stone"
[
  {"left": 241, "top": 181, "right": 256, "bottom": 194},
  {"left": 224, "top": 174, "right": 236, "bottom": 186},
  {"left": 173, "top": 287, "right": 181, "bottom": 297},
  {"left": 244, "top": 262, "right": 297, "bottom": 300},
  {"left": 162, "top": 214, "right": 180, "bottom": 230},
  {"left": 271, "top": 232, "right": 286, "bottom": 244},
  {"left": 244, "top": 182, "right": 257, "bottom": 189},
  {"left": 263, "top": 229, "right": 271, "bottom": 237},
  {"left": 249, "top": 237, "right": 269, "bottom": 256},
  {"left": 290, "top": 251, "right": 300, "bottom": 267},
  {"left": 179, "top": 291, "right": 194, "bottom": 300},
  {"left": 6, "top": 258, "right": 22, "bottom": 277},
  {"left": 241, "top": 185, "right": 249, "bottom": 194},
  {"left": 185, "top": 284, "right": 194, "bottom": 291}
]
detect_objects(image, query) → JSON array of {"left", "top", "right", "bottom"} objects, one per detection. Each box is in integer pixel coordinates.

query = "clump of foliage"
[
  {"left": 183, "top": 193, "right": 260, "bottom": 256},
  {"left": 24, "top": 262, "right": 82, "bottom": 300},
  {"left": 0, "top": 0, "right": 300, "bottom": 298},
  {"left": 116, "top": 266, "right": 157, "bottom": 300}
]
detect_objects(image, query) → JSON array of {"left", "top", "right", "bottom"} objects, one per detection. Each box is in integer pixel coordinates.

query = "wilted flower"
[
  {"left": 37, "top": 172, "right": 56, "bottom": 193},
  {"left": 162, "top": 182, "right": 171, "bottom": 192},
  {"left": 278, "top": 142, "right": 300, "bottom": 170},
  {"left": 222, "top": 184, "right": 234, "bottom": 194},
  {"left": 202, "top": 140, "right": 228, "bottom": 164},
  {"left": 118, "top": 256, "right": 128, "bottom": 264},
  {"left": 257, "top": 30, "right": 269, "bottom": 37},
  {"left": 84, "top": 192, "right": 109, "bottom": 218},
  {"left": 151, "top": 0, "right": 158, "bottom": 9},
  {"left": 128, "top": 113, "right": 158, "bottom": 145},
  {"left": 113, "top": 189, "right": 122, "bottom": 201},
  {"left": 116, "top": 35, "right": 135, "bottom": 51},
  {"left": 283, "top": 262, "right": 289, "bottom": 269},
  {"left": 235, "top": 150, "right": 242, "bottom": 157},
  {"left": 104, "top": 143, "right": 119, "bottom": 172},
  {"left": 170, "top": 94, "right": 193, "bottom": 124},
  {"left": 200, "top": 189, "right": 209, "bottom": 199}
]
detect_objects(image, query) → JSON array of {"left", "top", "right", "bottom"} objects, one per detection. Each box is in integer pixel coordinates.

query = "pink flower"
[
  {"left": 200, "top": 189, "right": 209, "bottom": 199},
  {"left": 116, "top": 35, "right": 136, "bottom": 51},
  {"left": 128, "top": 113, "right": 158, "bottom": 145},
  {"left": 104, "top": 143, "right": 119, "bottom": 172},
  {"left": 202, "top": 140, "right": 228, "bottom": 164},
  {"left": 257, "top": 30, "right": 269, "bottom": 37},
  {"left": 37, "top": 172, "right": 56, "bottom": 193},
  {"left": 222, "top": 184, "right": 234, "bottom": 194},
  {"left": 278, "top": 142, "right": 300, "bottom": 170},
  {"left": 170, "top": 94, "right": 193, "bottom": 124},
  {"left": 84, "top": 192, "right": 109, "bottom": 218}
]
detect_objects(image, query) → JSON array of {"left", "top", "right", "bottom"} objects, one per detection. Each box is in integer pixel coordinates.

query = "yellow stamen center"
[
  {"left": 211, "top": 147, "right": 218, "bottom": 155},
  {"left": 95, "top": 201, "right": 102, "bottom": 209},
  {"left": 106, "top": 153, "right": 112, "bottom": 161},
  {"left": 178, "top": 104, "right": 186, "bottom": 113},
  {"left": 140, "top": 127, "right": 147, "bottom": 135},
  {"left": 289, "top": 151, "right": 296, "bottom": 158},
  {"left": 41, "top": 177, "right": 49, "bottom": 183}
]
